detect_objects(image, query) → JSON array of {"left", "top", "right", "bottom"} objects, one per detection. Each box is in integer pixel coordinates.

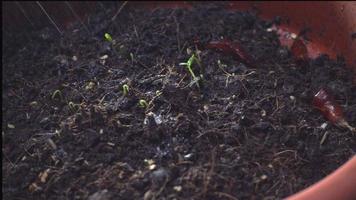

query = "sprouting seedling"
[
  {"left": 30, "top": 101, "right": 38, "bottom": 107},
  {"left": 68, "top": 101, "right": 80, "bottom": 112},
  {"left": 104, "top": 33, "right": 120, "bottom": 57},
  {"left": 179, "top": 54, "right": 201, "bottom": 88},
  {"left": 122, "top": 84, "right": 129, "bottom": 96},
  {"left": 180, "top": 54, "right": 197, "bottom": 79},
  {"left": 155, "top": 90, "right": 162, "bottom": 96},
  {"left": 85, "top": 81, "right": 96, "bottom": 91},
  {"left": 130, "top": 52, "right": 134, "bottom": 63},
  {"left": 104, "top": 33, "right": 113, "bottom": 43},
  {"left": 51, "top": 90, "right": 62, "bottom": 100},
  {"left": 217, "top": 59, "right": 233, "bottom": 87},
  {"left": 139, "top": 99, "right": 149, "bottom": 109}
]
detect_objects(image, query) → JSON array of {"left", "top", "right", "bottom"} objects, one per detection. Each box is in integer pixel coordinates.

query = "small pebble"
[
  {"left": 184, "top": 153, "right": 193, "bottom": 159},
  {"left": 173, "top": 185, "right": 182, "bottom": 192},
  {"left": 260, "top": 174, "right": 268, "bottom": 180},
  {"left": 100, "top": 55, "right": 108, "bottom": 60},
  {"left": 149, "top": 164, "right": 156, "bottom": 170},
  {"left": 144, "top": 159, "right": 156, "bottom": 170},
  {"left": 40, "top": 117, "right": 50, "bottom": 124},
  {"left": 107, "top": 142, "right": 115, "bottom": 146},
  {"left": 261, "top": 109, "right": 267, "bottom": 117},
  {"left": 291, "top": 33, "right": 298, "bottom": 39},
  {"left": 7, "top": 124, "right": 15, "bottom": 129},
  {"left": 320, "top": 123, "right": 328, "bottom": 129},
  {"left": 153, "top": 114, "right": 162, "bottom": 125}
]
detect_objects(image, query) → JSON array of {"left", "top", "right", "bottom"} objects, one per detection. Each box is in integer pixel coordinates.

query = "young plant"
[
  {"left": 130, "top": 52, "right": 135, "bottom": 63},
  {"left": 179, "top": 54, "right": 201, "bottom": 88},
  {"left": 217, "top": 59, "right": 233, "bottom": 87},
  {"left": 68, "top": 101, "right": 80, "bottom": 112},
  {"left": 51, "top": 89, "right": 62, "bottom": 100},
  {"left": 104, "top": 33, "right": 113, "bottom": 43},
  {"left": 155, "top": 90, "right": 162, "bottom": 96},
  {"left": 104, "top": 32, "right": 120, "bottom": 57},
  {"left": 139, "top": 99, "right": 148, "bottom": 109},
  {"left": 122, "top": 84, "right": 129, "bottom": 96},
  {"left": 85, "top": 81, "right": 96, "bottom": 91},
  {"left": 30, "top": 101, "right": 38, "bottom": 107}
]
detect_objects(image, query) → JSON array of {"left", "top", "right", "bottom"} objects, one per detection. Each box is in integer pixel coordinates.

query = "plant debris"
[
  {"left": 313, "top": 88, "right": 355, "bottom": 133},
  {"left": 206, "top": 39, "right": 255, "bottom": 67}
]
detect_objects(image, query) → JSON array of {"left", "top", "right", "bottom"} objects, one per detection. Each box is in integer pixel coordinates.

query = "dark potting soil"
[{"left": 2, "top": 3, "right": 356, "bottom": 200}]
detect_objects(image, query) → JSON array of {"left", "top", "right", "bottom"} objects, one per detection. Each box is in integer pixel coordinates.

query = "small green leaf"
[
  {"left": 122, "top": 84, "right": 129, "bottom": 96},
  {"left": 155, "top": 90, "right": 162, "bottom": 96},
  {"left": 30, "top": 101, "right": 38, "bottom": 107},
  {"left": 104, "top": 33, "right": 113, "bottom": 42},
  {"left": 51, "top": 90, "right": 62, "bottom": 100},
  {"left": 180, "top": 52, "right": 202, "bottom": 88},
  {"left": 68, "top": 101, "right": 80, "bottom": 112},
  {"left": 139, "top": 99, "right": 148, "bottom": 108}
]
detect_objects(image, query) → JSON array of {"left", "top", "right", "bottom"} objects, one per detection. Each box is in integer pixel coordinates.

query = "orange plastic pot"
[{"left": 285, "top": 155, "right": 356, "bottom": 200}]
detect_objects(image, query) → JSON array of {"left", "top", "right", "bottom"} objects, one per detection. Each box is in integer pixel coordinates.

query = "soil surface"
[{"left": 2, "top": 3, "right": 356, "bottom": 200}]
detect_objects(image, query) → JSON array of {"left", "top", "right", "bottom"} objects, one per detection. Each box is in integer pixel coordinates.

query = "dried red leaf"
[
  {"left": 291, "top": 38, "right": 308, "bottom": 60},
  {"left": 313, "top": 88, "right": 355, "bottom": 133},
  {"left": 206, "top": 39, "right": 254, "bottom": 67},
  {"left": 312, "top": 88, "right": 343, "bottom": 123}
]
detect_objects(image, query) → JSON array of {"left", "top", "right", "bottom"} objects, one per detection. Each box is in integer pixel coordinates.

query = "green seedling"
[
  {"left": 180, "top": 54, "right": 197, "bottom": 79},
  {"left": 68, "top": 101, "right": 80, "bottom": 112},
  {"left": 179, "top": 54, "right": 201, "bottom": 88},
  {"left": 217, "top": 59, "right": 233, "bottom": 87},
  {"left": 130, "top": 52, "right": 134, "bottom": 63},
  {"left": 51, "top": 90, "right": 62, "bottom": 100},
  {"left": 122, "top": 84, "right": 129, "bottom": 96},
  {"left": 30, "top": 101, "right": 38, "bottom": 107},
  {"left": 104, "top": 33, "right": 113, "bottom": 43},
  {"left": 155, "top": 90, "right": 162, "bottom": 96},
  {"left": 85, "top": 81, "right": 96, "bottom": 91},
  {"left": 105, "top": 33, "right": 121, "bottom": 57},
  {"left": 139, "top": 99, "right": 148, "bottom": 109}
]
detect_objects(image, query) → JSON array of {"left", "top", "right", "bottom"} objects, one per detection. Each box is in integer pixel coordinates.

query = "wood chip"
[{"left": 39, "top": 169, "right": 50, "bottom": 183}]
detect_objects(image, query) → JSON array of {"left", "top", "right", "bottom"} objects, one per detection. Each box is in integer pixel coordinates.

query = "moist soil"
[{"left": 2, "top": 3, "right": 356, "bottom": 200}]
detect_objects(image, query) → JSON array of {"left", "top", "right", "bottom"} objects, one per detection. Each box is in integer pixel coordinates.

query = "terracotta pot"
[{"left": 285, "top": 156, "right": 356, "bottom": 200}]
